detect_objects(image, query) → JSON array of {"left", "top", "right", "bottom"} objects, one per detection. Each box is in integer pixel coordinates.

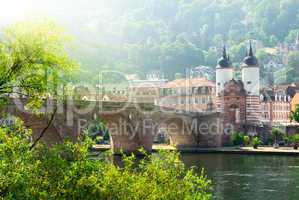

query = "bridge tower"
[
  {"left": 216, "top": 46, "right": 234, "bottom": 97},
  {"left": 241, "top": 41, "right": 261, "bottom": 124}
]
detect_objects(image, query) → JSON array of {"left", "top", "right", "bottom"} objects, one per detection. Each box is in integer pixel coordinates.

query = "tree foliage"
[
  {"left": 0, "top": 117, "right": 212, "bottom": 200},
  {"left": 0, "top": 20, "right": 77, "bottom": 105},
  {"left": 291, "top": 105, "right": 299, "bottom": 123},
  {"left": 66, "top": 0, "right": 299, "bottom": 81}
]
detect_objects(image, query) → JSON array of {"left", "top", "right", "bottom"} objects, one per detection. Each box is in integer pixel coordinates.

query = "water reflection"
[{"left": 181, "top": 153, "right": 299, "bottom": 200}]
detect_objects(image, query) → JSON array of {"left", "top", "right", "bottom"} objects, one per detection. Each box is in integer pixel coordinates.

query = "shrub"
[
  {"left": 231, "top": 132, "right": 244, "bottom": 146},
  {"left": 271, "top": 128, "right": 284, "bottom": 145},
  {"left": 252, "top": 137, "right": 261, "bottom": 149},
  {"left": 291, "top": 105, "right": 299, "bottom": 123},
  {"left": 243, "top": 135, "right": 250, "bottom": 147},
  {"left": 290, "top": 134, "right": 299, "bottom": 150},
  {"left": 0, "top": 118, "right": 212, "bottom": 200}
]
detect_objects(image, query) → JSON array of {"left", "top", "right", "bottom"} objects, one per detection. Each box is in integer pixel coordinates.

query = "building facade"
[
  {"left": 260, "top": 87, "right": 292, "bottom": 126},
  {"left": 156, "top": 77, "right": 215, "bottom": 112},
  {"left": 216, "top": 43, "right": 261, "bottom": 131},
  {"left": 128, "top": 71, "right": 167, "bottom": 103},
  {"left": 216, "top": 42, "right": 295, "bottom": 137}
]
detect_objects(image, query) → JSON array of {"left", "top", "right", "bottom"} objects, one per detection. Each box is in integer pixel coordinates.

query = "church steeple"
[
  {"left": 222, "top": 45, "right": 227, "bottom": 59},
  {"left": 243, "top": 40, "right": 258, "bottom": 66},
  {"left": 249, "top": 40, "right": 253, "bottom": 57},
  {"left": 217, "top": 45, "right": 232, "bottom": 68}
]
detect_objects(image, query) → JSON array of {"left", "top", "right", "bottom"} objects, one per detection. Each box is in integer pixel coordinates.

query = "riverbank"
[{"left": 93, "top": 144, "right": 299, "bottom": 155}]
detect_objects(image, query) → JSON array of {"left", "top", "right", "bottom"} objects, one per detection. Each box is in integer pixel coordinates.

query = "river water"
[{"left": 181, "top": 153, "right": 299, "bottom": 200}]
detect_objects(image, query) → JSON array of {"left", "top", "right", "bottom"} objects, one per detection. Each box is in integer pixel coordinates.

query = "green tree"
[
  {"left": 291, "top": 105, "right": 299, "bottom": 123},
  {"left": 286, "top": 51, "right": 299, "bottom": 83},
  {"left": 0, "top": 20, "right": 77, "bottom": 105},
  {"left": 0, "top": 118, "right": 212, "bottom": 200},
  {"left": 204, "top": 48, "right": 218, "bottom": 67}
]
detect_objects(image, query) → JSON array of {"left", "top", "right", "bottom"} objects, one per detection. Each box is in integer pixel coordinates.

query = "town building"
[
  {"left": 260, "top": 87, "right": 292, "bottom": 126},
  {"left": 156, "top": 77, "right": 215, "bottom": 112},
  {"left": 216, "top": 42, "right": 297, "bottom": 137},
  {"left": 128, "top": 71, "right": 167, "bottom": 103},
  {"left": 275, "top": 32, "right": 299, "bottom": 65}
]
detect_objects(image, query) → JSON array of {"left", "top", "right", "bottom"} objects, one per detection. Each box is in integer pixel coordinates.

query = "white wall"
[
  {"left": 242, "top": 67, "right": 260, "bottom": 96},
  {"left": 216, "top": 68, "right": 234, "bottom": 96}
]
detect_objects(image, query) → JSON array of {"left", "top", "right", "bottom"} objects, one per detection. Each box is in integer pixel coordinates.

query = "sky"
[{"left": 0, "top": 0, "right": 105, "bottom": 26}]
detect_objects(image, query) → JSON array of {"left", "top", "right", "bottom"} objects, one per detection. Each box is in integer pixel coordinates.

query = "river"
[{"left": 181, "top": 153, "right": 299, "bottom": 200}]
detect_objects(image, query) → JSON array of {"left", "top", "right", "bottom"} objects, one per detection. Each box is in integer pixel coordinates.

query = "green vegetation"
[
  {"left": 0, "top": 20, "right": 213, "bottom": 199},
  {"left": 252, "top": 137, "right": 262, "bottom": 149},
  {"left": 231, "top": 133, "right": 263, "bottom": 149},
  {"left": 0, "top": 117, "right": 212, "bottom": 200},
  {"left": 83, "top": 119, "right": 110, "bottom": 144},
  {"left": 291, "top": 105, "right": 299, "bottom": 123},
  {"left": 231, "top": 132, "right": 245, "bottom": 146},
  {"left": 62, "top": 0, "right": 299, "bottom": 82},
  {"left": 271, "top": 128, "right": 285, "bottom": 147},
  {"left": 0, "top": 20, "right": 77, "bottom": 104},
  {"left": 243, "top": 135, "right": 250, "bottom": 147},
  {"left": 290, "top": 134, "right": 299, "bottom": 149}
]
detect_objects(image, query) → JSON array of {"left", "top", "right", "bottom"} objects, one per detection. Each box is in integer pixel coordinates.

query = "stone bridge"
[{"left": 2, "top": 98, "right": 228, "bottom": 154}]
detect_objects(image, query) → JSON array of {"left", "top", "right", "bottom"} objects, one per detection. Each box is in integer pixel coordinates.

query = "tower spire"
[
  {"left": 222, "top": 45, "right": 227, "bottom": 59},
  {"left": 249, "top": 40, "right": 253, "bottom": 56}
]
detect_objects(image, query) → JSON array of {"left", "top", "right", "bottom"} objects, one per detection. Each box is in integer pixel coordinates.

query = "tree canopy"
[
  {"left": 0, "top": 20, "right": 77, "bottom": 106},
  {"left": 64, "top": 0, "right": 299, "bottom": 81}
]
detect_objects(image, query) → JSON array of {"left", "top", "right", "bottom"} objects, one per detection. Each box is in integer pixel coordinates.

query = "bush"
[
  {"left": 252, "top": 137, "right": 261, "bottom": 149},
  {"left": 0, "top": 118, "right": 212, "bottom": 200},
  {"left": 243, "top": 135, "right": 250, "bottom": 147},
  {"left": 231, "top": 132, "right": 244, "bottom": 146},
  {"left": 290, "top": 134, "right": 299, "bottom": 149},
  {"left": 271, "top": 128, "right": 284, "bottom": 145}
]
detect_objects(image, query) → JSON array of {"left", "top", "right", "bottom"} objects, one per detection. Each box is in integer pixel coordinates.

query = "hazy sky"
[{"left": 0, "top": 0, "right": 109, "bottom": 26}]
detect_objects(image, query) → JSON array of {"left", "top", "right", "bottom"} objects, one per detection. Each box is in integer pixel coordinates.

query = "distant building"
[
  {"left": 156, "top": 77, "right": 215, "bottom": 112},
  {"left": 260, "top": 87, "right": 292, "bottom": 126},
  {"left": 128, "top": 71, "right": 167, "bottom": 103},
  {"left": 264, "top": 60, "right": 283, "bottom": 70},
  {"left": 215, "top": 41, "right": 299, "bottom": 140},
  {"left": 275, "top": 32, "right": 299, "bottom": 65}
]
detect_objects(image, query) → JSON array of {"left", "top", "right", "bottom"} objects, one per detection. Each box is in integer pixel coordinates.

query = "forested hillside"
[{"left": 65, "top": 0, "right": 299, "bottom": 82}]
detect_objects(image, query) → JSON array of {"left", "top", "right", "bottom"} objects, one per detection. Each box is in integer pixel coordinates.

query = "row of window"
[
  {"left": 261, "top": 111, "right": 290, "bottom": 120},
  {"left": 158, "top": 96, "right": 213, "bottom": 106},
  {"left": 161, "top": 87, "right": 214, "bottom": 96},
  {"left": 261, "top": 103, "right": 290, "bottom": 111}
]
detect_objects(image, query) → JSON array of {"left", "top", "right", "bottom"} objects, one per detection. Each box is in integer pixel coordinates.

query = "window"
[{"left": 247, "top": 81, "right": 252, "bottom": 84}]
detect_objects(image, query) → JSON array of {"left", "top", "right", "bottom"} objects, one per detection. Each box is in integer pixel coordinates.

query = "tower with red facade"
[{"left": 216, "top": 42, "right": 261, "bottom": 134}]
